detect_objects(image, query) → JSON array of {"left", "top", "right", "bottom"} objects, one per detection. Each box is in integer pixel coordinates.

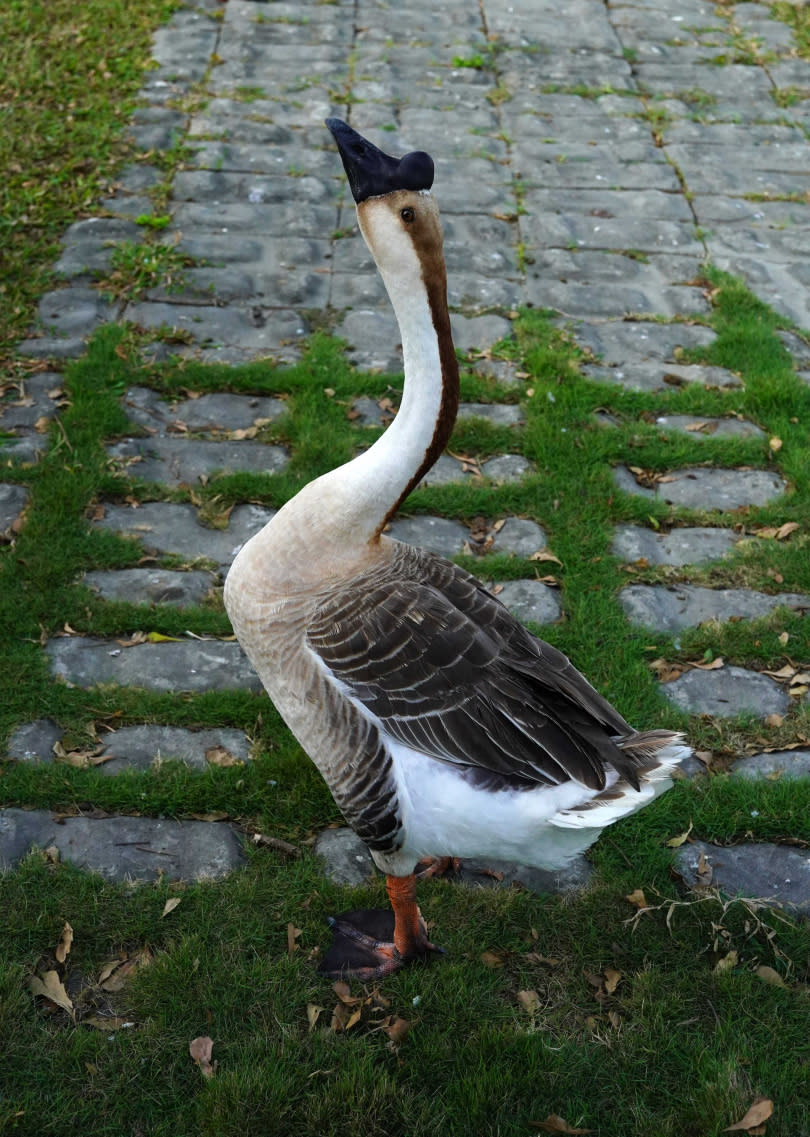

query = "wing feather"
[{"left": 307, "top": 541, "right": 640, "bottom": 791}]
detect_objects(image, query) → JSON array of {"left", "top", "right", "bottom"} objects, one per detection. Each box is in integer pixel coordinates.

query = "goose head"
[{"left": 326, "top": 118, "right": 445, "bottom": 290}]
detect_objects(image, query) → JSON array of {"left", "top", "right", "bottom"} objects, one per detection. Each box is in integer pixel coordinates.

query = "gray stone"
[
  {"left": 675, "top": 838, "right": 810, "bottom": 914},
  {"left": 337, "top": 309, "right": 403, "bottom": 372},
  {"left": 417, "top": 453, "right": 501, "bottom": 487},
  {"left": 37, "top": 287, "right": 115, "bottom": 336},
  {"left": 457, "top": 855, "right": 593, "bottom": 894},
  {"left": 0, "top": 373, "right": 65, "bottom": 431},
  {"left": 350, "top": 396, "right": 393, "bottom": 427},
  {"left": 457, "top": 403, "right": 523, "bottom": 426},
  {"left": 575, "top": 321, "right": 716, "bottom": 364},
  {"left": 0, "top": 484, "right": 28, "bottom": 535},
  {"left": 663, "top": 667, "right": 791, "bottom": 718},
  {"left": 0, "top": 808, "right": 244, "bottom": 883},
  {"left": 490, "top": 580, "right": 562, "bottom": 625},
  {"left": 613, "top": 465, "right": 787, "bottom": 510},
  {"left": 731, "top": 750, "right": 810, "bottom": 782},
  {"left": 98, "top": 725, "right": 252, "bottom": 775},
  {"left": 83, "top": 568, "right": 216, "bottom": 608},
  {"left": 620, "top": 584, "right": 810, "bottom": 632},
  {"left": 450, "top": 314, "right": 514, "bottom": 354},
  {"left": 315, "top": 827, "right": 377, "bottom": 886},
  {"left": 491, "top": 518, "right": 548, "bottom": 558},
  {"left": 481, "top": 454, "right": 533, "bottom": 484},
  {"left": 92, "top": 501, "right": 275, "bottom": 569},
  {"left": 46, "top": 636, "right": 262, "bottom": 693},
  {"left": 122, "top": 300, "right": 308, "bottom": 355},
  {"left": 386, "top": 516, "right": 469, "bottom": 559},
  {"left": 586, "top": 360, "right": 744, "bottom": 393},
  {"left": 7, "top": 719, "right": 63, "bottom": 763},
  {"left": 122, "top": 387, "right": 285, "bottom": 434},
  {"left": 652, "top": 415, "right": 764, "bottom": 441},
  {"left": 17, "top": 336, "right": 87, "bottom": 360},
  {"left": 105, "top": 436, "right": 289, "bottom": 484},
  {"left": 612, "top": 525, "right": 738, "bottom": 566}
]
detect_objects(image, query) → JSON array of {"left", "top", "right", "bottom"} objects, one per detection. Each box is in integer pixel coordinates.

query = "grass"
[
  {"left": 2, "top": 276, "right": 810, "bottom": 1136},
  {"left": 2, "top": 3, "right": 810, "bottom": 1133},
  {"left": 0, "top": 0, "right": 181, "bottom": 369}
]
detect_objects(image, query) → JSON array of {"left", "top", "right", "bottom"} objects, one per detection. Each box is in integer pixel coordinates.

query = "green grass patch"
[
  {"left": 0, "top": 0, "right": 181, "bottom": 367},
  {"left": 2, "top": 268, "right": 810, "bottom": 1135}
]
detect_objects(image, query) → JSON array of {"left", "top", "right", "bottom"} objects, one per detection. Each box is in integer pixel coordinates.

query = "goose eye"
[{"left": 400, "top": 207, "right": 415, "bottom": 223}]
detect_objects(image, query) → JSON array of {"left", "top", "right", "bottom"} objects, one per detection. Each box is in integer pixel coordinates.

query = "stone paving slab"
[
  {"left": 122, "top": 387, "right": 286, "bottom": 434},
  {"left": 0, "top": 808, "right": 245, "bottom": 883},
  {"left": 620, "top": 584, "right": 810, "bottom": 632},
  {"left": 92, "top": 501, "right": 275, "bottom": 569},
  {"left": 83, "top": 567, "right": 217, "bottom": 608},
  {"left": 611, "top": 525, "right": 739, "bottom": 566},
  {"left": 584, "top": 361, "right": 743, "bottom": 393},
  {"left": 676, "top": 838, "right": 810, "bottom": 914},
  {"left": 614, "top": 465, "right": 787, "bottom": 510},
  {"left": 489, "top": 580, "right": 562, "bottom": 625},
  {"left": 47, "top": 637, "right": 262, "bottom": 693},
  {"left": 662, "top": 667, "right": 792, "bottom": 718},
  {"left": 106, "top": 436, "right": 289, "bottom": 485},
  {"left": 731, "top": 750, "right": 810, "bottom": 781},
  {"left": 651, "top": 414, "right": 764, "bottom": 441},
  {"left": 0, "top": 484, "right": 29, "bottom": 536}
]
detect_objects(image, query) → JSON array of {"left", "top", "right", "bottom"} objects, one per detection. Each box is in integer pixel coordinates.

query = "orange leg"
[{"left": 320, "top": 873, "right": 445, "bottom": 980}]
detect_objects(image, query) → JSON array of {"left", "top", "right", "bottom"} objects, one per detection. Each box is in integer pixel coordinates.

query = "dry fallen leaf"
[
  {"left": 517, "top": 989, "right": 541, "bottom": 1014},
  {"left": 83, "top": 1015, "right": 132, "bottom": 1031},
  {"left": 714, "top": 950, "right": 739, "bottom": 975},
  {"left": 189, "top": 1036, "right": 215, "bottom": 1078},
  {"left": 769, "top": 436, "right": 782, "bottom": 452},
  {"left": 480, "top": 950, "right": 507, "bottom": 969},
  {"left": 776, "top": 521, "right": 798, "bottom": 540},
  {"left": 205, "top": 745, "right": 243, "bottom": 767},
  {"left": 287, "top": 924, "right": 302, "bottom": 954},
  {"left": 55, "top": 921, "right": 74, "bottom": 964},
  {"left": 666, "top": 822, "right": 694, "bottom": 848},
  {"left": 528, "top": 549, "right": 562, "bottom": 565},
  {"left": 625, "top": 888, "right": 648, "bottom": 909},
  {"left": 723, "top": 1097, "right": 774, "bottom": 1132},
  {"left": 530, "top": 1115, "right": 594, "bottom": 1134},
  {"left": 28, "top": 970, "right": 74, "bottom": 1018},
  {"left": 161, "top": 897, "right": 181, "bottom": 918},
  {"left": 755, "top": 965, "right": 787, "bottom": 989},
  {"left": 306, "top": 1003, "right": 324, "bottom": 1031},
  {"left": 764, "top": 713, "right": 784, "bottom": 728},
  {"left": 603, "top": 967, "right": 621, "bottom": 996},
  {"left": 381, "top": 1015, "right": 410, "bottom": 1044}
]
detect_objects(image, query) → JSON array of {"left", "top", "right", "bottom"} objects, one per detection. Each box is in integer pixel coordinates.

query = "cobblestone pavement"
[{"left": 2, "top": 0, "right": 810, "bottom": 906}]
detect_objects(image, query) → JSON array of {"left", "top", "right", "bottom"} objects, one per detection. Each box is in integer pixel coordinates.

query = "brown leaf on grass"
[
  {"left": 480, "top": 949, "right": 508, "bottom": 969},
  {"left": 768, "top": 436, "right": 782, "bottom": 452},
  {"left": 666, "top": 822, "right": 694, "bottom": 848},
  {"left": 251, "top": 833, "right": 301, "bottom": 857},
  {"left": 625, "top": 888, "right": 648, "bottom": 909},
  {"left": 28, "top": 970, "right": 74, "bottom": 1017},
  {"left": 83, "top": 1014, "right": 131, "bottom": 1031},
  {"left": 603, "top": 967, "right": 621, "bottom": 996},
  {"left": 714, "top": 950, "right": 739, "bottom": 975},
  {"left": 205, "top": 745, "right": 243, "bottom": 767},
  {"left": 517, "top": 989, "right": 541, "bottom": 1014},
  {"left": 287, "top": 924, "right": 302, "bottom": 954},
  {"left": 528, "top": 549, "right": 562, "bottom": 565},
  {"left": 723, "top": 1097, "right": 773, "bottom": 1132},
  {"left": 755, "top": 965, "right": 787, "bottom": 989},
  {"left": 689, "top": 656, "right": 725, "bottom": 671},
  {"left": 34, "top": 415, "right": 51, "bottom": 433},
  {"left": 55, "top": 922, "right": 74, "bottom": 964},
  {"left": 529, "top": 1114, "right": 594, "bottom": 1134},
  {"left": 696, "top": 850, "right": 713, "bottom": 886},
  {"left": 764, "top": 713, "right": 784, "bottom": 728},
  {"left": 381, "top": 1015, "right": 410, "bottom": 1044},
  {"left": 649, "top": 657, "right": 684, "bottom": 683},
  {"left": 189, "top": 1036, "right": 215, "bottom": 1078},
  {"left": 161, "top": 897, "right": 181, "bottom": 919},
  {"left": 98, "top": 949, "right": 152, "bottom": 992},
  {"left": 306, "top": 1004, "right": 324, "bottom": 1031}
]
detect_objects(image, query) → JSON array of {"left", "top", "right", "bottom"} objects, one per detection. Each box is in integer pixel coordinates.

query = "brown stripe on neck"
[{"left": 376, "top": 243, "right": 459, "bottom": 537}]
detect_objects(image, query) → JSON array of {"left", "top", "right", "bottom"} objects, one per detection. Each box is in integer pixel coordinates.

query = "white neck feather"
[{"left": 278, "top": 216, "right": 447, "bottom": 550}]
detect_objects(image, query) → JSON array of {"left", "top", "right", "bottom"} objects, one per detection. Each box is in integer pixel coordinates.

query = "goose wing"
[{"left": 307, "top": 543, "right": 638, "bottom": 791}]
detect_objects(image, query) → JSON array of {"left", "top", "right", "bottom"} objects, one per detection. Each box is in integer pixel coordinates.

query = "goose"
[{"left": 224, "top": 118, "right": 689, "bottom": 979}]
